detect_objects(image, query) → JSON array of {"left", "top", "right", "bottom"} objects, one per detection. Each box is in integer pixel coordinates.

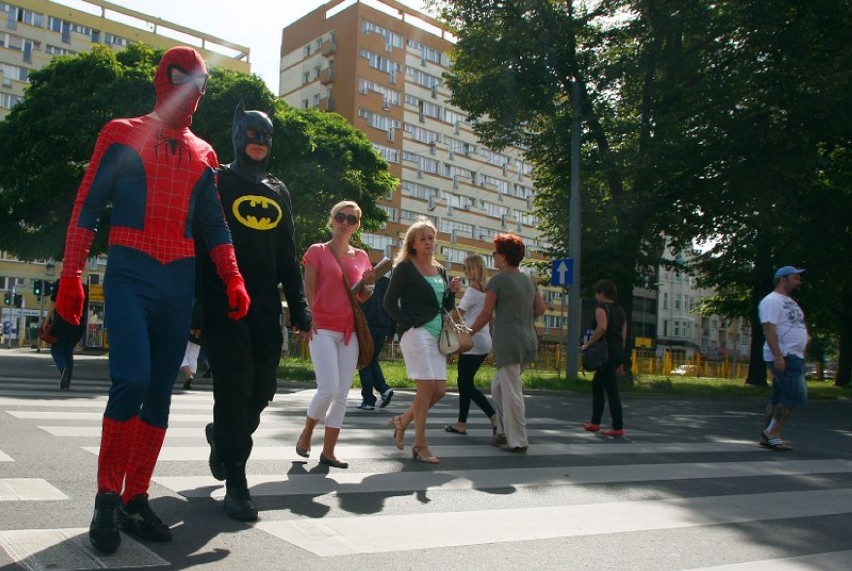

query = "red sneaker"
[
  {"left": 583, "top": 423, "right": 601, "bottom": 432},
  {"left": 601, "top": 429, "right": 624, "bottom": 437}
]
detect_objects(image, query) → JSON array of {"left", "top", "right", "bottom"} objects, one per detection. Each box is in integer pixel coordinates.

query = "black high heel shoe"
[
  {"left": 296, "top": 429, "right": 310, "bottom": 458},
  {"left": 319, "top": 453, "right": 348, "bottom": 469}
]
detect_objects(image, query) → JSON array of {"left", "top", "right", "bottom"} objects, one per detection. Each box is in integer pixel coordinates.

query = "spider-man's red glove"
[
  {"left": 57, "top": 225, "right": 94, "bottom": 325},
  {"left": 226, "top": 275, "right": 250, "bottom": 320},
  {"left": 55, "top": 276, "right": 86, "bottom": 326},
  {"left": 209, "top": 244, "right": 251, "bottom": 320}
]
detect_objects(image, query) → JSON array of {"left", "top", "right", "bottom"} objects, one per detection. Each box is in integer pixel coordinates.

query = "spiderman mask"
[{"left": 154, "top": 46, "right": 208, "bottom": 129}]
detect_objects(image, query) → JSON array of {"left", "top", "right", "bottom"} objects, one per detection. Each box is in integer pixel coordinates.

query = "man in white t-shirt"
[{"left": 758, "top": 266, "right": 809, "bottom": 451}]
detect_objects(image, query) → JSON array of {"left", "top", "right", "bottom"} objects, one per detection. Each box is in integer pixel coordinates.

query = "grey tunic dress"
[{"left": 489, "top": 272, "right": 538, "bottom": 368}]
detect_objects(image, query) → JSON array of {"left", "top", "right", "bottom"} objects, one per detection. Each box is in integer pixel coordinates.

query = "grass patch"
[{"left": 277, "top": 357, "right": 851, "bottom": 400}]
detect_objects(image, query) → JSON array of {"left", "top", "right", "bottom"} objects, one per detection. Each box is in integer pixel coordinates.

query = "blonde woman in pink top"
[{"left": 297, "top": 201, "right": 375, "bottom": 468}]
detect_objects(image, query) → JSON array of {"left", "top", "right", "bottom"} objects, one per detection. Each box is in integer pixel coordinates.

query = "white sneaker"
[
  {"left": 380, "top": 389, "right": 394, "bottom": 408},
  {"left": 356, "top": 402, "right": 375, "bottom": 410}
]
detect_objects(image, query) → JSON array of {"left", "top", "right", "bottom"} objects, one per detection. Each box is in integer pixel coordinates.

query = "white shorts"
[{"left": 399, "top": 326, "right": 447, "bottom": 380}]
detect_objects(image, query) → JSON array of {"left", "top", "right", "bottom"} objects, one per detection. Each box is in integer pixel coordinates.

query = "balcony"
[
  {"left": 320, "top": 39, "right": 336, "bottom": 57},
  {"left": 319, "top": 68, "right": 335, "bottom": 85}
]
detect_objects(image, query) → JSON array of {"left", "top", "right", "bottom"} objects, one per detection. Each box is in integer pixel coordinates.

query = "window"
[
  {"left": 444, "top": 108, "right": 466, "bottom": 126},
  {"left": 304, "top": 45, "right": 312, "bottom": 57},
  {"left": 443, "top": 164, "right": 475, "bottom": 182},
  {"left": 358, "top": 109, "right": 400, "bottom": 133},
  {"left": 405, "top": 67, "right": 441, "bottom": 90},
  {"left": 103, "top": 33, "right": 127, "bottom": 47},
  {"left": 302, "top": 71, "right": 310, "bottom": 84},
  {"left": 378, "top": 205, "right": 398, "bottom": 222},
  {"left": 362, "top": 20, "right": 402, "bottom": 48},
  {"left": 440, "top": 247, "right": 467, "bottom": 264},
  {"left": 44, "top": 44, "right": 73, "bottom": 56},
  {"left": 0, "top": 92, "right": 24, "bottom": 109},
  {"left": 675, "top": 294, "right": 682, "bottom": 310},
  {"left": 358, "top": 79, "right": 401, "bottom": 106},
  {"left": 361, "top": 232, "right": 396, "bottom": 250},
  {"left": 1, "top": 62, "right": 28, "bottom": 81},
  {"left": 437, "top": 219, "right": 473, "bottom": 236},
  {"left": 663, "top": 293, "right": 669, "bottom": 310},
  {"left": 359, "top": 49, "right": 401, "bottom": 74},
  {"left": 483, "top": 201, "right": 509, "bottom": 218},
  {"left": 401, "top": 181, "right": 438, "bottom": 200},
  {"left": 401, "top": 209, "right": 432, "bottom": 223},
  {"left": 371, "top": 143, "right": 399, "bottom": 164},
  {"left": 403, "top": 123, "right": 440, "bottom": 144}
]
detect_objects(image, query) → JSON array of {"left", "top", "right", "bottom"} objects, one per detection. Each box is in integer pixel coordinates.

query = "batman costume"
[{"left": 197, "top": 101, "right": 311, "bottom": 520}]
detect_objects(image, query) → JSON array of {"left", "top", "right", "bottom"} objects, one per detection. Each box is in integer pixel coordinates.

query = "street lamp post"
[{"left": 566, "top": 80, "right": 582, "bottom": 380}]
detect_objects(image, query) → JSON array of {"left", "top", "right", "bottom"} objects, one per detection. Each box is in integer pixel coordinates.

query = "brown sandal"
[
  {"left": 388, "top": 416, "right": 405, "bottom": 450},
  {"left": 412, "top": 445, "right": 439, "bottom": 464}
]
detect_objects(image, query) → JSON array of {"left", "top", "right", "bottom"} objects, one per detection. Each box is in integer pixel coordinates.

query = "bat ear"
[{"left": 234, "top": 99, "right": 246, "bottom": 122}]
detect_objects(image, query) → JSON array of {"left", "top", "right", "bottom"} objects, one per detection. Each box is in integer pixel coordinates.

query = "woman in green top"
[
  {"left": 469, "top": 234, "right": 545, "bottom": 452},
  {"left": 383, "top": 218, "right": 460, "bottom": 463}
]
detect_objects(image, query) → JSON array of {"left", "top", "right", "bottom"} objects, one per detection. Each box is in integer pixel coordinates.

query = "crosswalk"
[{"left": 1, "top": 369, "right": 852, "bottom": 569}]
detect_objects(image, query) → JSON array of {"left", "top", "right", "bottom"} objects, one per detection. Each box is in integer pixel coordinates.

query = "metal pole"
[
  {"left": 37, "top": 290, "right": 45, "bottom": 353},
  {"left": 566, "top": 80, "right": 582, "bottom": 380}
]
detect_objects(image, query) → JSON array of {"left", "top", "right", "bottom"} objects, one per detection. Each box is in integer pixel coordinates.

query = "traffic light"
[
  {"left": 43, "top": 281, "right": 53, "bottom": 297},
  {"left": 13, "top": 294, "right": 22, "bottom": 308},
  {"left": 3, "top": 291, "right": 10, "bottom": 306},
  {"left": 33, "top": 279, "right": 43, "bottom": 297}
]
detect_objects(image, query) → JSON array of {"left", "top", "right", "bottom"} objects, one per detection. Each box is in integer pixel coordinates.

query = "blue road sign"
[{"left": 551, "top": 258, "right": 574, "bottom": 286}]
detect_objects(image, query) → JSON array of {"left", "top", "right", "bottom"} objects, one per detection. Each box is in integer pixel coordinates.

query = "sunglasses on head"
[{"left": 334, "top": 212, "right": 359, "bottom": 225}]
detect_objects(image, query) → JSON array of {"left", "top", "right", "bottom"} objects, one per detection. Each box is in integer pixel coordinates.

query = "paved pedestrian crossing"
[{"left": 1, "top": 372, "right": 851, "bottom": 569}]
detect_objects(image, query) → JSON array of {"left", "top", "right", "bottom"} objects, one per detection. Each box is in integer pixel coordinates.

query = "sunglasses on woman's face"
[{"left": 334, "top": 212, "right": 359, "bottom": 225}]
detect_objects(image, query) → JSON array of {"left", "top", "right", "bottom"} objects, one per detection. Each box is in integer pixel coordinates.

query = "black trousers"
[
  {"left": 204, "top": 308, "right": 283, "bottom": 480},
  {"left": 590, "top": 360, "right": 623, "bottom": 429},
  {"left": 455, "top": 353, "right": 495, "bottom": 422}
]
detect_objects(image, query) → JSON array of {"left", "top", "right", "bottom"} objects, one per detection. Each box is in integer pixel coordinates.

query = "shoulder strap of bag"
[{"left": 326, "top": 243, "right": 360, "bottom": 313}]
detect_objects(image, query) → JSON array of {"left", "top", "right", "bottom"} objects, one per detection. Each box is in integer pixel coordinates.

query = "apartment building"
[
  {"left": 656, "top": 245, "right": 751, "bottom": 361},
  {"left": 0, "top": 0, "right": 250, "bottom": 120},
  {"left": 279, "top": 0, "right": 569, "bottom": 341}
]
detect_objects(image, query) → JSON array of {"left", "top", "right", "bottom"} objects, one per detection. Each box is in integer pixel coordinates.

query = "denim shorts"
[{"left": 767, "top": 354, "right": 808, "bottom": 407}]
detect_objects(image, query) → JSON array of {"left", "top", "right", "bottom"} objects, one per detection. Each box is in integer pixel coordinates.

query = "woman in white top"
[{"left": 445, "top": 255, "right": 498, "bottom": 436}]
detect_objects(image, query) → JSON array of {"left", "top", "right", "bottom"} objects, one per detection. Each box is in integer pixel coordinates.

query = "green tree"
[
  {"left": 432, "top": 0, "right": 719, "bottom": 363},
  {"left": 0, "top": 44, "right": 395, "bottom": 260},
  {"left": 665, "top": 1, "right": 852, "bottom": 385},
  {"left": 433, "top": 0, "right": 852, "bottom": 385}
]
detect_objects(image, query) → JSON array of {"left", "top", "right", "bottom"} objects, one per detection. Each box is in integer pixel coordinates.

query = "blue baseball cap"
[{"left": 774, "top": 266, "right": 805, "bottom": 279}]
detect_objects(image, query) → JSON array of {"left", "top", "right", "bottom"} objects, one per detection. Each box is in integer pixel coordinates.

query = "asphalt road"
[{"left": 1, "top": 348, "right": 851, "bottom": 570}]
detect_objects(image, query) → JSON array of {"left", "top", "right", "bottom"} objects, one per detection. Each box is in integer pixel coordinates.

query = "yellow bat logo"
[{"left": 232, "top": 195, "right": 282, "bottom": 230}]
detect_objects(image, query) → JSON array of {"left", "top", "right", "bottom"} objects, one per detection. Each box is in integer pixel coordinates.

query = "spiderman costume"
[{"left": 56, "top": 46, "right": 251, "bottom": 554}]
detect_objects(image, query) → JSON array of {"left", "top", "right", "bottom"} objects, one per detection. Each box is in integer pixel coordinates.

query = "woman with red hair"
[{"left": 468, "top": 234, "right": 545, "bottom": 451}]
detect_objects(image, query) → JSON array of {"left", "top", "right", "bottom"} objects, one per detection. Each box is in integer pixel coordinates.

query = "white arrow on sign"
[{"left": 556, "top": 260, "right": 569, "bottom": 285}]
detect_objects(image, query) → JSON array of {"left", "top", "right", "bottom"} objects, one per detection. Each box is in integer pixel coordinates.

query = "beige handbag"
[{"left": 438, "top": 308, "right": 473, "bottom": 355}]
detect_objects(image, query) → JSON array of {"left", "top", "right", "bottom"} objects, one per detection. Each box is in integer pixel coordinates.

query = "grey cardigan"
[{"left": 383, "top": 259, "right": 455, "bottom": 336}]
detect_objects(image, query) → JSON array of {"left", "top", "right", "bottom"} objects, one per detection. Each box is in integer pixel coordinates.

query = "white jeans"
[
  {"left": 492, "top": 363, "right": 527, "bottom": 448},
  {"left": 180, "top": 341, "right": 200, "bottom": 374},
  {"left": 308, "top": 329, "right": 359, "bottom": 428}
]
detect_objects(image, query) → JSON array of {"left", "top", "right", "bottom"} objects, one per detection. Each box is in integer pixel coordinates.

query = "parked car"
[
  {"left": 670, "top": 364, "right": 698, "bottom": 376},
  {"left": 805, "top": 363, "right": 837, "bottom": 381}
]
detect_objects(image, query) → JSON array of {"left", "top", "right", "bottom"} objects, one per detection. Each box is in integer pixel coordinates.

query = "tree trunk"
[
  {"left": 746, "top": 311, "right": 768, "bottom": 386},
  {"left": 836, "top": 304, "right": 851, "bottom": 387}
]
